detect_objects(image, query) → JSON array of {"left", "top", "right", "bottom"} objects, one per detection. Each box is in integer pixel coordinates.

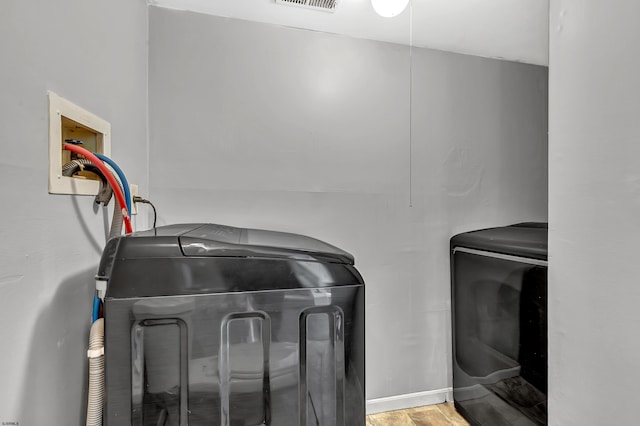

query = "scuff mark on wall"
[
  {"left": 0, "top": 250, "right": 28, "bottom": 289},
  {"left": 0, "top": 275, "right": 25, "bottom": 287},
  {"left": 442, "top": 145, "right": 484, "bottom": 197}
]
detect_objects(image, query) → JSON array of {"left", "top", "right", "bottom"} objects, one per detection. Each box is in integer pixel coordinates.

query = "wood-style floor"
[{"left": 367, "top": 403, "right": 471, "bottom": 426}]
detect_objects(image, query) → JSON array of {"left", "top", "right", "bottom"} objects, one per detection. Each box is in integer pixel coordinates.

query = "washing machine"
[
  {"left": 451, "top": 223, "right": 547, "bottom": 426},
  {"left": 99, "top": 223, "right": 365, "bottom": 426}
]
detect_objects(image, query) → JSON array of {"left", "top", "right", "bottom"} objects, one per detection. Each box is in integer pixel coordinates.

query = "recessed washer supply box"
[{"left": 99, "top": 223, "right": 365, "bottom": 426}]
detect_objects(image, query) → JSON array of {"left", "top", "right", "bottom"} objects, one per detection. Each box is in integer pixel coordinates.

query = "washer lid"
[
  {"left": 100, "top": 223, "right": 363, "bottom": 297},
  {"left": 100, "top": 223, "right": 354, "bottom": 271},
  {"left": 179, "top": 224, "right": 354, "bottom": 265}
]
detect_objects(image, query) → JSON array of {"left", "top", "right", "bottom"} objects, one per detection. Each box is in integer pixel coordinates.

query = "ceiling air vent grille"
[{"left": 275, "top": 0, "right": 337, "bottom": 13}]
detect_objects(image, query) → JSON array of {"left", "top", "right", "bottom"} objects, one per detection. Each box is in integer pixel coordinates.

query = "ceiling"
[{"left": 149, "top": 0, "right": 549, "bottom": 66}]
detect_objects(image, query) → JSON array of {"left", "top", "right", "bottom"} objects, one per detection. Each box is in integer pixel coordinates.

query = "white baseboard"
[{"left": 366, "top": 388, "right": 454, "bottom": 415}]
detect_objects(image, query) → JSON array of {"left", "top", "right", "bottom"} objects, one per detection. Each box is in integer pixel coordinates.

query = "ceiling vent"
[{"left": 275, "top": 0, "right": 338, "bottom": 13}]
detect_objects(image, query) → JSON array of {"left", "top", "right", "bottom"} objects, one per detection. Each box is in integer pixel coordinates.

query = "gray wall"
[
  {"left": 549, "top": 1, "right": 640, "bottom": 424},
  {"left": 0, "top": 0, "right": 148, "bottom": 424},
  {"left": 149, "top": 7, "right": 548, "bottom": 405}
]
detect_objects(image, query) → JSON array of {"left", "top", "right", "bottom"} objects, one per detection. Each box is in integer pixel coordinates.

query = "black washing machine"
[
  {"left": 100, "top": 223, "right": 365, "bottom": 426},
  {"left": 451, "top": 223, "right": 547, "bottom": 426}
]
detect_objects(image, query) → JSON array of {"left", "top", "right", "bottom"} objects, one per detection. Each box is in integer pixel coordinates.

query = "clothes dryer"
[{"left": 451, "top": 223, "right": 547, "bottom": 426}]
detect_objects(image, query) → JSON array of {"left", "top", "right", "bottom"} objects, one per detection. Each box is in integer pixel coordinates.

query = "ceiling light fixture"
[{"left": 371, "top": 0, "right": 409, "bottom": 18}]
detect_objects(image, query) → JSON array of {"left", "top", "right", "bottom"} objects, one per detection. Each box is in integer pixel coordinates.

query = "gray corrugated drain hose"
[
  {"left": 109, "top": 197, "right": 123, "bottom": 240},
  {"left": 86, "top": 318, "right": 105, "bottom": 426},
  {"left": 62, "top": 159, "right": 114, "bottom": 206}
]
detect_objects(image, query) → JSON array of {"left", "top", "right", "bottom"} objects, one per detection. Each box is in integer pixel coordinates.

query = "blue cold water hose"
[
  {"left": 92, "top": 293, "right": 100, "bottom": 323},
  {"left": 94, "top": 153, "right": 132, "bottom": 214}
]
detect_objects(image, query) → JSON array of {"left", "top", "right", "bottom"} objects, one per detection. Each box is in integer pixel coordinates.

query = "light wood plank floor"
[{"left": 367, "top": 403, "right": 471, "bottom": 426}]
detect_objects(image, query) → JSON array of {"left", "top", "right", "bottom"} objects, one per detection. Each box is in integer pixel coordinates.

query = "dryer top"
[{"left": 450, "top": 222, "right": 548, "bottom": 260}]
